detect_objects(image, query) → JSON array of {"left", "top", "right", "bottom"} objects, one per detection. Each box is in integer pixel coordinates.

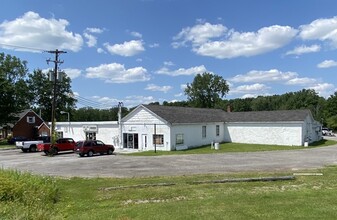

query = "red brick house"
[
  {"left": 37, "top": 122, "right": 50, "bottom": 137},
  {"left": 11, "top": 109, "right": 46, "bottom": 140}
]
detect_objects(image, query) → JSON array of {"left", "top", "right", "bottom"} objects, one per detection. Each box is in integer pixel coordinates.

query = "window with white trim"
[
  {"left": 153, "top": 134, "right": 164, "bottom": 145},
  {"left": 27, "top": 116, "right": 35, "bottom": 124}
]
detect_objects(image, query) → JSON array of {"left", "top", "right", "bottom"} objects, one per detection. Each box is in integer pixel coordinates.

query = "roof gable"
[{"left": 15, "top": 109, "right": 44, "bottom": 125}]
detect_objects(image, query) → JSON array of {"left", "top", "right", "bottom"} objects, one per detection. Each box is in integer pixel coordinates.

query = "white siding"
[
  {"left": 224, "top": 122, "right": 303, "bottom": 146},
  {"left": 122, "top": 107, "right": 172, "bottom": 151},
  {"left": 171, "top": 123, "right": 225, "bottom": 149},
  {"left": 55, "top": 121, "right": 119, "bottom": 145}
]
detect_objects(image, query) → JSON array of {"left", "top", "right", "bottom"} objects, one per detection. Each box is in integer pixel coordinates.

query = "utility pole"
[
  {"left": 118, "top": 102, "right": 123, "bottom": 149},
  {"left": 46, "top": 49, "right": 67, "bottom": 152}
]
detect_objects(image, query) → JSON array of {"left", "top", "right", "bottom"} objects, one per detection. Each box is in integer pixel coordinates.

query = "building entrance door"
[{"left": 123, "top": 133, "right": 139, "bottom": 149}]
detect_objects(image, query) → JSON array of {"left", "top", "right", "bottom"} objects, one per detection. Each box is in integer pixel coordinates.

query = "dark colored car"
[
  {"left": 7, "top": 136, "right": 29, "bottom": 145},
  {"left": 74, "top": 140, "right": 115, "bottom": 157}
]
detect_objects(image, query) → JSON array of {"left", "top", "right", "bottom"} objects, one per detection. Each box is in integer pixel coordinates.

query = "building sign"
[{"left": 83, "top": 125, "right": 98, "bottom": 132}]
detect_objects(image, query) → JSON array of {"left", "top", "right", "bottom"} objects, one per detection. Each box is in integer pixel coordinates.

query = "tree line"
[{"left": 1, "top": 52, "right": 336, "bottom": 130}]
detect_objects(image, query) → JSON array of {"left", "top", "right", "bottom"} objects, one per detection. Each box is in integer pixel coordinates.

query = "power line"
[
  {"left": 74, "top": 95, "right": 115, "bottom": 109},
  {"left": 0, "top": 43, "right": 46, "bottom": 52}
]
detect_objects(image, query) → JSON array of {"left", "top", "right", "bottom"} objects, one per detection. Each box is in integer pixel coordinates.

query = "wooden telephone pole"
[{"left": 46, "top": 49, "right": 67, "bottom": 148}]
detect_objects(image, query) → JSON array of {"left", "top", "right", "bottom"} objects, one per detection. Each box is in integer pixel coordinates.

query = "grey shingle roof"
[
  {"left": 223, "top": 109, "right": 312, "bottom": 122},
  {"left": 143, "top": 105, "right": 311, "bottom": 124},
  {"left": 143, "top": 105, "right": 226, "bottom": 124}
]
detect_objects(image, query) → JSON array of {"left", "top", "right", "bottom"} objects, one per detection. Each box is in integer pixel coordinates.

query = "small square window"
[
  {"left": 153, "top": 134, "right": 164, "bottom": 145},
  {"left": 27, "top": 116, "right": 35, "bottom": 124}
]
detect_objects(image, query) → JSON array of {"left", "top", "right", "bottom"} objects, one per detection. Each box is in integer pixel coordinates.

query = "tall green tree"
[
  {"left": 185, "top": 72, "right": 229, "bottom": 108},
  {"left": 27, "top": 69, "right": 76, "bottom": 121},
  {"left": 325, "top": 91, "right": 337, "bottom": 129},
  {"left": 0, "top": 53, "right": 30, "bottom": 125}
]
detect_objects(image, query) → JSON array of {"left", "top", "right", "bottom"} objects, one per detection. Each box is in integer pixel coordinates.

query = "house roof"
[
  {"left": 223, "top": 109, "right": 312, "bottom": 123},
  {"left": 142, "top": 105, "right": 312, "bottom": 124},
  {"left": 143, "top": 105, "right": 227, "bottom": 124}
]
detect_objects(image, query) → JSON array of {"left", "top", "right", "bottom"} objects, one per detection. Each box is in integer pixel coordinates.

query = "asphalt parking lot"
[{"left": 1, "top": 140, "right": 337, "bottom": 178}]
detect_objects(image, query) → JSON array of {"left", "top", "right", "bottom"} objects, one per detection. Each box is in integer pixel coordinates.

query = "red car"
[
  {"left": 37, "top": 138, "right": 76, "bottom": 155},
  {"left": 74, "top": 140, "right": 115, "bottom": 157}
]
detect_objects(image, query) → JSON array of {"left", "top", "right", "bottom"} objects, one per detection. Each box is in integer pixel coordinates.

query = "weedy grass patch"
[{"left": 2, "top": 165, "right": 337, "bottom": 219}]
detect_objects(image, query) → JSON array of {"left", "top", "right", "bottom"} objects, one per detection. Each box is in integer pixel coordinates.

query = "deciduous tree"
[{"left": 185, "top": 72, "right": 229, "bottom": 108}]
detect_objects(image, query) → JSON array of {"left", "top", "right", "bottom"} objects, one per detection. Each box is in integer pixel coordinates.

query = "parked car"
[
  {"left": 37, "top": 138, "right": 76, "bottom": 155},
  {"left": 322, "top": 127, "right": 333, "bottom": 136},
  {"left": 7, "top": 136, "right": 29, "bottom": 145},
  {"left": 74, "top": 140, "right": 114, "bottom": 157},
  {"left": 16, "top": 136, "right": 51, "bottom": 152}
]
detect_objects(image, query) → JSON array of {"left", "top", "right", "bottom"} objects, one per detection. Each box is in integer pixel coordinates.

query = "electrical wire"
[
  {"left": 74, "top": 94, "right": 115, "bottom": 109},
  {"left": 0, "top": 43, "right": 47, "bottom": 53}
]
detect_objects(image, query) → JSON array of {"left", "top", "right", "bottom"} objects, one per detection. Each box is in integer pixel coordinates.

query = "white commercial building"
[{"left": 55, "top": 105, "right": 322, "bottom": 151}]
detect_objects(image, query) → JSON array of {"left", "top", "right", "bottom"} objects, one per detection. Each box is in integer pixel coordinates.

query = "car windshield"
[{"left": 75, "top": 141, "right": 84, "bottom": 147}]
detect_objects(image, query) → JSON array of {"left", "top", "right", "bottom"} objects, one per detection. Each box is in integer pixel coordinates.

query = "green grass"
[
  {"left": 125, "top": 139, "right": 337, "bottom": 156},
  {"left": 0, "top": 169, "right": 60, "bottom": 220},
  {"left": 0, "top": 139, "right": 15, "bottom": 149},
  {"left": 2, "top": 166, "right": 337, "bottom": 219},
  {"left": 0, "top": 166, "right": 337, "bottom": 220}
]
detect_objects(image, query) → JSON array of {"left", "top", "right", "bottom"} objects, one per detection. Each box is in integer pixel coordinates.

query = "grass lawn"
[
  {"left": 0, "top": 140, "right": 15, "bottom": 149},
  {"left": 2, "top": 166, "right": 337, "bottom": 219},
  {"left": 125, "top": 139, "right": 337, "bottom": 156}
]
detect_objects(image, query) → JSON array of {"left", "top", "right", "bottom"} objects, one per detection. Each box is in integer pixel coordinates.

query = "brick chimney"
[{"left": 227, "top": 105, "right": 232, "bottom": 112}]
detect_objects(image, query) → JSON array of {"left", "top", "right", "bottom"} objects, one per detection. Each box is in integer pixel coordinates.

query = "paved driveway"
[{"left": 1, "top": 143, "right": 337, "bottom": 178}]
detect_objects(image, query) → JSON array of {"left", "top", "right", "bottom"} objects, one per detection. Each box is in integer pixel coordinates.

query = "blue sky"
[{"left": 1, "top": 0, "right": 337, "bottom": 108}]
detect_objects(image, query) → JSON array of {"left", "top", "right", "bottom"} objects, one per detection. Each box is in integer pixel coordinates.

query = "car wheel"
[
  {"left": 79, "top": 153, "right": 84, "bottom": 157},
  {"left": 87, "top": 151, "right": 94, "bottom": 157},
  {"left": 107, "top": 149, "right": 113, "bottom": 155},
  {"left": 44, "top": 150, "right": 49, "bottom": 155},
  {"left": 29, "top": 145, "right": 37, "bottom": 152}
]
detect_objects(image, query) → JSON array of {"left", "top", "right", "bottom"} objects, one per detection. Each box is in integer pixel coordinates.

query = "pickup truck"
[
  {"left": 37, "top": 138, "right": 76, "bottom": 155},
  {"left": 16, "top": 136, "right": 50, "bottom": 152}
]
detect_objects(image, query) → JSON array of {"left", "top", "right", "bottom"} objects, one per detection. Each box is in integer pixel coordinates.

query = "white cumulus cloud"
[
  {"left": 317, "top": 60, "right": 337, "bottom": 68},
  {"left": 0, "top": 11, "right": 83, "bottom": 52},
  {"left": 299, "top": 16, "right": 337, "bottom": 47},
  {"left": 173, "top": 21, "right": 298, "bottom": 59},
  {"left": 229, "top": 83, "right": 270, "bottom": 94},
  {"left": 172, "top": 22, "right": 227, "bottom": 48},
  {"left": 195, "top": 25, "right": 298, "bottom": 59},
  {"left": 286, "top": 44, "right": 321, "bottom": 56},
  {"left": 145, "top": 84, "right": 173, "bottom": 93},
  {"left": 85, "top": 63, "right": 150, "bottom": 83},
  {"left": 104, "top": 40, "right": 145, "bottom": 56},
  {"left": 156, "top": 65, "right": 207, "bottom": 76},
  {"left": 231, "top": 69, "right": 298, "bottom": 83},
  {"left": 83, "top": 27, "right": 104, "bottom": 47},
  {"left": 309, "top": 83, "right": 335, "bottom": 98},
  {"left": 63, "top": 68, "right": 82, "bottom": 79}
]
